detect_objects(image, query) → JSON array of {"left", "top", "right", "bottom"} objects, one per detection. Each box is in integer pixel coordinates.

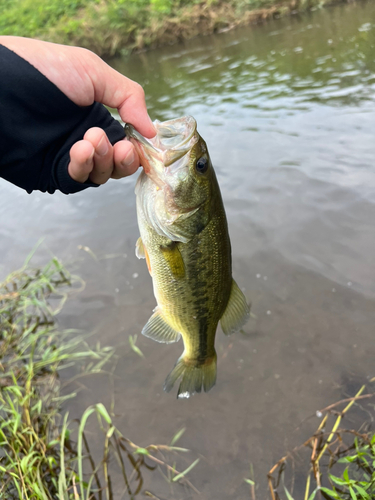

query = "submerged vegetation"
[
  {"left": 0, "top": 0, "right": 356, "bottom": 57},
  {"left": 0, "top": 257, "right": 199, "bottom": 499}
]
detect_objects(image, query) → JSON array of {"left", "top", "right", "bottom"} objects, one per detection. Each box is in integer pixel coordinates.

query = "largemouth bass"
[{"left": 125, "top": 116, "right": 250, "bottom": 398}]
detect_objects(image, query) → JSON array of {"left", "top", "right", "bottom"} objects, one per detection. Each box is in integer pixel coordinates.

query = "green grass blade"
[
  {"left": 78, "top": 407, "right": 97, "bottom": 495},
  {"left": 283, "top": 484, "right": 295, "bottom": 500},
  {"left": 170, "top": 427, "right": 186, "bottom": 446},
  {"left": 172, "top": 458, "right": 200, "bottom": 482}
]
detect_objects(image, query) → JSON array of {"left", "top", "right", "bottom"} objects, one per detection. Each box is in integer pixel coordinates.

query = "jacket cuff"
[{"left": 54, "top": 161, "right": 100, "bottom": 194}]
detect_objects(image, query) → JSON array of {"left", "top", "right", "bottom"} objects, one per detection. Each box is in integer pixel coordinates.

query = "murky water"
[{"left": 1, "top": 2, "right": 375, "bottom": 497}]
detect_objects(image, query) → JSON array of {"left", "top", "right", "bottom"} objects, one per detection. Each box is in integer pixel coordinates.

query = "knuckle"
[
  {"left": 78, "top": 46, "right": 97, "bottom": 62},
  {"left": 133, "top": 82, "right": 145, "bottom": 99}
]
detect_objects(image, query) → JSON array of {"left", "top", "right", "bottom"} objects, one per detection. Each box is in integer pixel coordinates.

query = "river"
[{"left": 1, "top": 2, "right": 375, "bottom": 498}]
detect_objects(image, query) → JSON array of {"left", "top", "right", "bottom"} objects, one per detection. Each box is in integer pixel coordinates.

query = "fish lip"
[
  {"left": 167, "top": 115, "right": 197, "bottom": 147},
  {"left": 160, "top": 116, "right": 198, "bottom": 167},
  {"left": 124, "top": 123, "right": 159, "bottom": 153},
  {"left": 125, "top": 116, "right": 197, "bottom": 166}
]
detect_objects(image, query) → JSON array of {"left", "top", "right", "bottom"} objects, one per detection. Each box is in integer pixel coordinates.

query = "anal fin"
[
  {"left": 220, "top": 279, "right": 250, "bottom": 335},
  {"left": 142, "top": 308, "right": 181, "bottom": 344}
]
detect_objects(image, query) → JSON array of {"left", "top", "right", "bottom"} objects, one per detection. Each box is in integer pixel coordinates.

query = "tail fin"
[{"left": 163, "top": 353, "right": 217, "bottom": 398}]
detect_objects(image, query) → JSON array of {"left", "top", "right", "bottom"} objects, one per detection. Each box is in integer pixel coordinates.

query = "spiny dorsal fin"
[
  {"left": 220, "top": 279, "right": 250, "bottom": 335},
  {"left": 142, "top": 308, "right": 181, "bottom": 344},
  {"left": 160, "top": 242, "right": 185, "bottom": 279},
  {"left": 135, "top": 237, "right": 145, "bottom": 259}
]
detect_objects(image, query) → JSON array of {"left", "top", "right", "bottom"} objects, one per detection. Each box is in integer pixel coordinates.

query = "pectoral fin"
[
  {"left": 135, "top": 237, "right": 145, "bottom": 259},
  {"left": 136, "top": 237, "right": 152, "bottom": 275},
  {"left": 220, "top": 279, "right": 250, "bottom": 335},
  {"left": 142, "top": 308, "right": 181, "bottom": 343},
  {"left": 160, "top": 242, "right": 185, "bottom": 279}
]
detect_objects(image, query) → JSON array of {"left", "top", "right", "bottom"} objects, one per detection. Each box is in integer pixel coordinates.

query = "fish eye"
[{"left": 195, "top": 157, "right": 208, "bottom": 174}]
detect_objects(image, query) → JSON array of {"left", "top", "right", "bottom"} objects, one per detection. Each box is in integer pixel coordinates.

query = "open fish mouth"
[
  {"left": 125, "top": 116, "right": 198, "bottom": 168},
  {"left": 129, "top": 116, "right": 202, "bottom": 232}
]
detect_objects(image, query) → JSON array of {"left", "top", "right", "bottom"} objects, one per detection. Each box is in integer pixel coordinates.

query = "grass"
[
  {"left": 267, "top": 384, "right": 375, "bottom": 500},
  {"left": 0, "top": 256, "right": 199, "bottom": 499},
  {"left": 0, "top": 0, "right": 353, "bottom": 57}
]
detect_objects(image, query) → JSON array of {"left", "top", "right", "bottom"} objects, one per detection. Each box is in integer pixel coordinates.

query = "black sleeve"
[{"left": 0, "top": 44, "right": 126, "bottom": 194}]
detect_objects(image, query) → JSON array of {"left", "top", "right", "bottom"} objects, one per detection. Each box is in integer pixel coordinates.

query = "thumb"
[{"left": 92, "top": 60, "right": 156, "bottom": 138}]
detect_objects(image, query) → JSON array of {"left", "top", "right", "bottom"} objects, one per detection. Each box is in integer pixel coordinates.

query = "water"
[{"left": 1, "top": 2, "right": 375, "bottom": 497}]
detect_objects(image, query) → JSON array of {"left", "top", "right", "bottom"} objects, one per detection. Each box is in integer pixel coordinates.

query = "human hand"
[{"left": 0, "top": 36, "right": 156, "bottom": 184}]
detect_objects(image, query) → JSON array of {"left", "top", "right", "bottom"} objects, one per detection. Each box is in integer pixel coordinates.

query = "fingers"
[
  {"left": 68, "top": 128, "right": 140, "bottom": 185},
  {"left": 83, "top": 127, "right": 114, "bottom": 184},
  {"left": 111, "top": 140, "right": 140, "bottom": 179},
  {"left": 68, "top": 140, "right": 95, "bottom": 183}
]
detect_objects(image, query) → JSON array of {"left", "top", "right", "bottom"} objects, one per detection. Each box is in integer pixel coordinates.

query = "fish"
[{"left": 125, "top": 116, "right": 250, "bottom": 398}]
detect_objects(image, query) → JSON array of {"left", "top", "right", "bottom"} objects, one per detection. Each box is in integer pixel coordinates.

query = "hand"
[{"left": 0, "top": 36, "right": 156, "bottom": 184}]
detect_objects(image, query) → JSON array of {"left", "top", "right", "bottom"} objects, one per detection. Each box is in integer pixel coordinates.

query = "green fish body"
[{"left": 126, "top": 116, "right": 249, "bottom": 398}]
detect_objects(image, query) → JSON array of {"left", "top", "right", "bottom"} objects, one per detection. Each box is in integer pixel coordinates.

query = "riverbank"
[{"left": 0, "top": 0, "right": 355, "bottom": 57}]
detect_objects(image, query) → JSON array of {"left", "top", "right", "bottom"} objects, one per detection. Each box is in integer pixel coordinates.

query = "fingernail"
[
  {"left": 122, "top": 150, "right": 135, "bottom": 167},
  {"left": 96, "top": 136, "right": 109, "bottom": 156}
]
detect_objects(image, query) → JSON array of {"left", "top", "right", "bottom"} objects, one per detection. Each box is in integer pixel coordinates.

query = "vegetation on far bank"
[{"left": 0, "top": 0, "right": 354, "bottom": 57}]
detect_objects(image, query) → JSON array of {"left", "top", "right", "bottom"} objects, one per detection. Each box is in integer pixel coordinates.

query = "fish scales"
[
  {"left": 139, "top": 188, "right": 231, "bottom": 361},
  {"left": 126, "top": 116, "right": 250, "bottom": 398}
]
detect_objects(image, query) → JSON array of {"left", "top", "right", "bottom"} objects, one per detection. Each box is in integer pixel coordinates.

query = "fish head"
[{"left": 126, "top": 116, "right": 216, "bottom": 242}]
